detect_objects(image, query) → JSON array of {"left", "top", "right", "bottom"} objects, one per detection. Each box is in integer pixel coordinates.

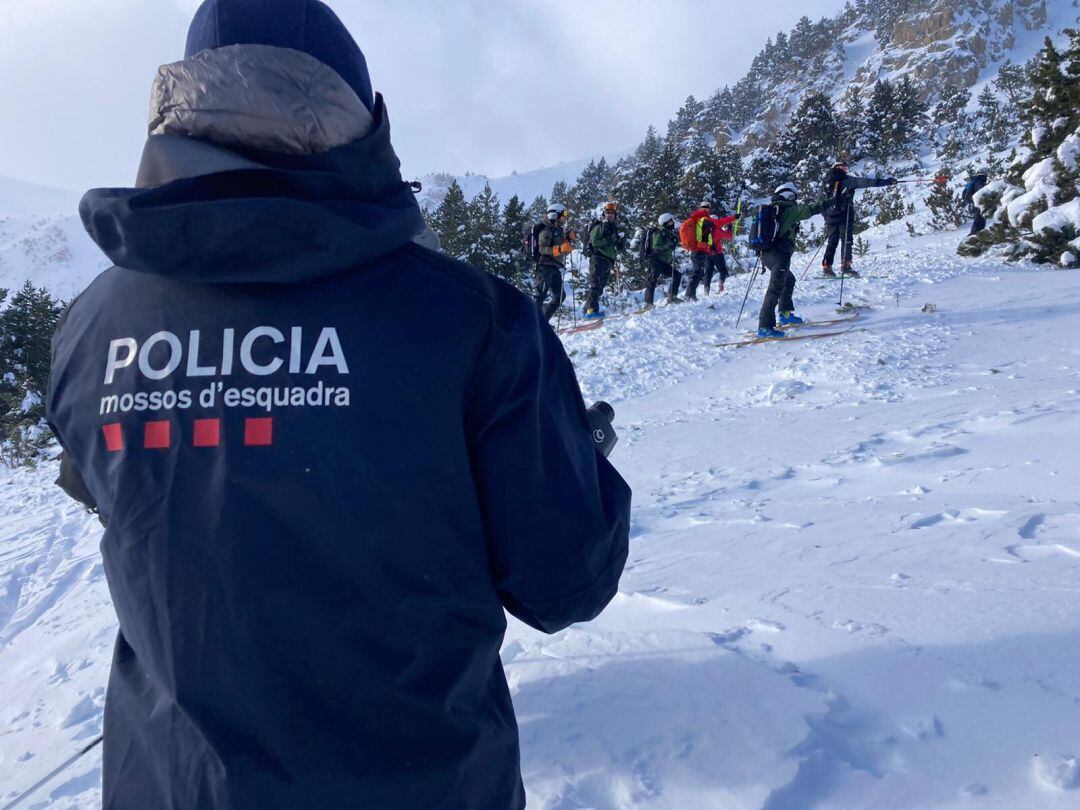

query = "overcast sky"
[{"left": 0, "top": 0, "right": 848, "bottom": 192}]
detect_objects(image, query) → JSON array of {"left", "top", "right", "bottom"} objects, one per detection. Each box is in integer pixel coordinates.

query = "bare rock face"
[{"left": 730, "top": 0, "right": 1055, "bottom": 152}]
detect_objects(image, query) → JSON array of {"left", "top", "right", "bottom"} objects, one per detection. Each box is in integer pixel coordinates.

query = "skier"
[
  {"left": 962, "top": 171, "right": 989, "bottom": 237},
  {"left": 641, "top": 213, "right": 680, "bottom": 309},
  {"left": 682, "top": 199, "right": 714, "bottom": 300},
  {"left": 757, "top": 182, "right": 825, "bottom": 338},
  {"left": 820, "top": 161, "right": 897, "bottom": 277},
  {"left": 584, "top": 202, "right": 626, "bottom": 319},
  {"left": 47, "top": 2, "right": 631, "bottom": 809},
  {"left": 704, "top": 204, "right": 737, "bottom": 295},
  {"left": 534, "top": 203, "right": 574, "bottom": 321}
]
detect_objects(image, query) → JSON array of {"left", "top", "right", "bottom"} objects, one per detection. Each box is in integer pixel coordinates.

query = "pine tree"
[
  {"left": 974, "top": 86, "right": 1008, "bottom": 151},
  {"left": 668, "top": 96, "right": 705, "bottom": 144},
  {"left": 893, "top": 75, "right": 929, "bottom": 157},
  {"left": 525, "top": 195, "right": 549, "bottom": 226},
  {"left": 838, "top": 87, "right": 868, "bottom": 160},
  {"left": 772, "top": 90, "right": 840, "bottom": 192},
  {"left": 463, "top": 183, "right": 501, "bottom": 275},
  {"left": 429, "top": 180, "right": 470, "bottom": 261},
  {"left": 932, "top": 83, "right": 971, "bottom": 160},
  {"left": 0, "top": 281, "right": 63, "bottom": 442},
  {"left": 497, "top": 194, "right": 529, "bottom": 287},
  {"left": 864, "top": 80, "right": 899, "bottom": 161},
  {"left": 1024, "top": 36, "right": 1070, "bottom": 140},
  {"left": 924, "top": 170, "right": 966, "bottom": 230}
]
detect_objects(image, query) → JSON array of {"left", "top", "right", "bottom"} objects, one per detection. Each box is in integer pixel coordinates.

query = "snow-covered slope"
[
  {"left": 4, "top": 212, "right": 1080, "bottom": 807},
  {"left": 730, "top": 0, "right": 1076, "bottom": 152},
  {"left": 0, "top": 176, "right": 107, "bottom": 300},
  {"left": 415, "top": 150, "right": 629, "bottom": 211}
]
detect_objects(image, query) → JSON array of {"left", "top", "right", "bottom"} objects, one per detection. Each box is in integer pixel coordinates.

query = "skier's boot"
[
  {"left": 666, "top": 295, "right": 684, "bottom": 305},
  {"left": 821, "top": 262, "right": 837, "bottom": 278},
  {"left": 717, "top": 281, "right": 725, "bottom": 293},
  {"left": 778, "top": 311, "right": 804, "bottom": 326},
  {"left": 639, "top": 302, "right": 654, "bottom": 312},
  {"left": 842, "top": 261, "right": 859, "bottom": 278},
  {"left": 584, "top": 309, "right": 606, "bottom": 320},
  {"left": 758, "top": 327, "right": 785, "bottom": 339}
]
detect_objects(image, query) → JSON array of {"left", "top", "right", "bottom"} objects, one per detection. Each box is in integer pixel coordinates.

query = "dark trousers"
[
  {"left": 644, "top": 256, "right": 679, "bottom": 305},
  {"left": 758, "top": 249, "right": 796, "bottom": 330},
  {"left": 585, "top": 255, "right": 613, "bottom": 312},
  {"left": 968, "top": 207, "right": 986, "bottom": 236},
  {"left": 687, "top": 251, "right": 724, "bottom": 298},
  {"left": 534, "top": 263, "right": 564, "bottom": 321},
  {"left": 706, "top": 251, "right": 728, "bottom": 290},
  {"left": 823, "top": 213, "right": 854, "bottom": 267}
]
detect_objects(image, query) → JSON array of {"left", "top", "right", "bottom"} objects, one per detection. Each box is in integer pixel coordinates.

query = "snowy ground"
[{"left": 3, "top": 225, "right": 1080, "bottom": 808}]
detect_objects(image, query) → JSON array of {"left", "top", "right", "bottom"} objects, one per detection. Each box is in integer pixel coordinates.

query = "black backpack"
[
  {"left": 748, "top": 204, "right": 780, "bottom": 253},
  {"left": 638, "top": 226, "right": 657, "bottom": 260},
  {"left": 524, "top": 222, "right": 547, "bottom": 260},
  {"left": 581, "top": 218, "right": 601, "bottom": 257}
]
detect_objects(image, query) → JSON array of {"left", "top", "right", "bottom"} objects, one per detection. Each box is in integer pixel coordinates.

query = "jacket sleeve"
[
  {"left": 466, "top": 299, "right": 631, "bottom": 634},
  {"left": 843, "top": 175, "right": 890, "bottom": 191}
]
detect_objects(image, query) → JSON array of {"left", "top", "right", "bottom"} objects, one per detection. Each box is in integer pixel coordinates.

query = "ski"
[
  {"left": 811, "top": 275, "right": 886, "bottom": 280},
  {"left": 717, "top": 323, "right": 861, "bottom": 348},
  {"left": 557, "top": 318, "right": 604, "bottom": 335},
  {"left": 777, "top": 312, "right": 860, "bottom": 330}
]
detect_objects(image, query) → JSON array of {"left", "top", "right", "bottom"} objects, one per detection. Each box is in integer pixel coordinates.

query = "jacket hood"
[
  {"left": 79, "top": 45, "right": 425, "bottom": 285},
  {"left": 150, "top": 44, "right": 374, "bottom": 155}
]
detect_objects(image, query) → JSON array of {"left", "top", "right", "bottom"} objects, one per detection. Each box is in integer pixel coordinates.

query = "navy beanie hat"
[{"left": 185, "top": 0, "right": 375, "bottom": 112}]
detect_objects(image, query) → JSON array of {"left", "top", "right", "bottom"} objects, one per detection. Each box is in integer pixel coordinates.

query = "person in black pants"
[
  {"left": 757, "top": 182, "right": 826, "bottom": 337},
  {"left": 643, "top": 213, "right": 680, "bottom": 308},
  {"left": 963, "top": 172, "right": 989, "bottom": 237},
  {"left": 821, "top": 162, "right": 896, "bottom": 277}
]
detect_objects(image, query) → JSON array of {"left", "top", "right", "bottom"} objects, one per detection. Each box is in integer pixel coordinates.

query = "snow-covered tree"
[
  {"left": 0, "top": 281, "right": 63, "bottom": 447},
  {"left": 429, "top": 180, "right": 470, "bottom": 261}
]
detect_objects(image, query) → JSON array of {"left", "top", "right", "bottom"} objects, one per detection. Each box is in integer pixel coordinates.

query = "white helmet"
[
  {"left": 658, "top": 212, "right": 675, "bottom": 227},
  {"left": 546, "top": 203, "right": 567, "bottom": 221},
  {"left": 773, "top": 182, "right": 798, "bottom": 201},
  {"left": 699, "top": 199, "right": 712, "bottom": 209}
]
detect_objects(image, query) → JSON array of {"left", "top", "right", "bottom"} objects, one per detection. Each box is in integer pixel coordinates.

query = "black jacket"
[
  {"left": 48, "top": 98, "right": 630, "bottom": 810},
  {"left": 822, "top": 171, "right": 892, "bottom": 225}
]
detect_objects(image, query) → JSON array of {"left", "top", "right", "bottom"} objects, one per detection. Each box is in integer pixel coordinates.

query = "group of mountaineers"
[{"left": 528, "top": 161, "right": 900, "bottom": 338}]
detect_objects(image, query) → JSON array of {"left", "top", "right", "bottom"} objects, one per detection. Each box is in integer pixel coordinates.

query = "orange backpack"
[{"left": 678, "top": 217, "right": 698, "bottom": 250}]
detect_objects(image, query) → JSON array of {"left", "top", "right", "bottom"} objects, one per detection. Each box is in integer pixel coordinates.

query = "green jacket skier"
[
  {"left": 584, "top": 202, "right": 625, "bottom": 318},
  {"left": 643, "top": 213, "right": 680, "bottom": 308},
  {"left": 757, "top": 182, "right": 825, "bottom": 337}
]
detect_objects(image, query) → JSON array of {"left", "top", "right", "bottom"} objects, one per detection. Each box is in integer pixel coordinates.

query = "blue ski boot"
[
  {"left": 584, "top": 309, "right": 606, "bottom": 320},
  {"left": 758, "top": 327, "right": 785, "bottom": 339},
  {"left": 778, "top": 311, "right": 804, "bottom": 326}
]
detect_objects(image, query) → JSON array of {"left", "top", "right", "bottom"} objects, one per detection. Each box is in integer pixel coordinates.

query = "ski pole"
[
  {"left": 837, "top": 203, "right": 852, "bottom": 307},
  {"left": 568, "top": 254, "right": 578, "bottom": 326},
  {"left": 798, "top": 241, "right": 825, "bottom": 282},
  {"left": 3, "top": 735, "right": 103, "bottom": 810},
  {"left": 896, "top": 176, "right": 948, "bottom": 185},
  {"left": 734, "top": 255, "right": 762, "bottom": 329}
]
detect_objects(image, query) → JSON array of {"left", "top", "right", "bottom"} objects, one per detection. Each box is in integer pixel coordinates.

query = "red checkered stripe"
[{"left": 101, "top": 418, "right": 273, "bottom": 451}]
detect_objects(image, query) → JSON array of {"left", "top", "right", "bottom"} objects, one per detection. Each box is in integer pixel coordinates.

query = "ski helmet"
[
  {"left": 699, "top": 199, "right": 712, "bottom": 209},
  {"left": 658, "top": 212, "right": 675, "bottom": 227},
  {"left": 773, "top": 182, "right": 798, "bottom": 202},
  {"left": 832, "top": 160, "right": 848, "bottom": 172},
  {"left": 546, "top": 203, "right": 567, "bottom": 222}
]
